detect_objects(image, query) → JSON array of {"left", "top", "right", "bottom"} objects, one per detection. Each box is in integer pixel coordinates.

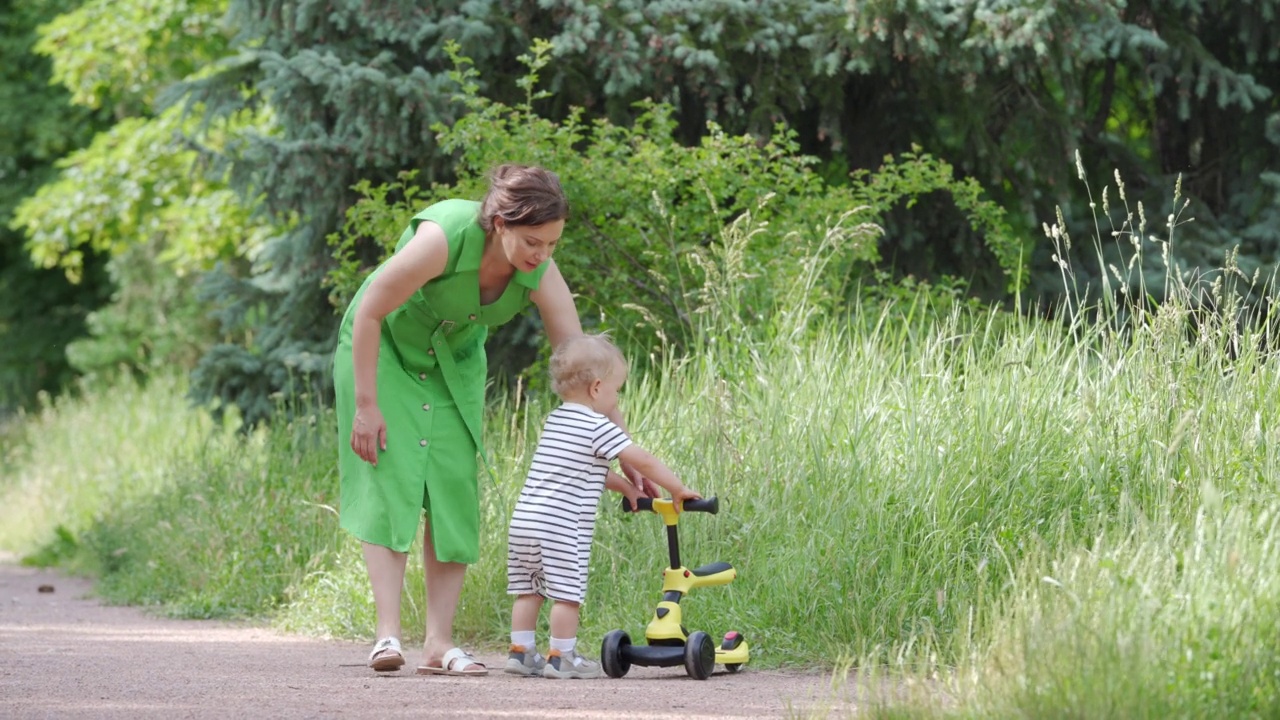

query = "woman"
[{"left": 334, "top": 164, "right": 655, "bottom": 676}]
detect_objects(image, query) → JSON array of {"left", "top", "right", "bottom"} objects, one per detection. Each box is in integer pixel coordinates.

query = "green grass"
[
  {"left": 5, "top": 292, "right": 1280, "bottom": 675},
  {"left": 0, "top": 374, "right": 346, "bottom": 618},
  {"left": 82, "top": 406, "right": 345, "bottom": 618},
  {"left": 979, "top": 506, "right": 1280, "bottom": 718},
  {"left": 4, "top": 175, "right": 1280, "bottom": 712},
  {"left": 0, "top": 373, "right": 214, "bottom": 558},
  {"left": 861, "top": 503, "right": 1280, "bottom": 719}
]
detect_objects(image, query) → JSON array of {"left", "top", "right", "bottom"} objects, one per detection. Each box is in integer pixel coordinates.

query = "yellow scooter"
[{"left": 601, "top": 496, "right": 749, "bottom": 680}]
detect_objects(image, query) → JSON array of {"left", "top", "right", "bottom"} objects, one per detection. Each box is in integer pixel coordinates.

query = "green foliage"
[
  {"left": 0, "top": 241, "right": 111, "bottom": 411},
  {"left": 9, "top": 104, "right": 271, "bottom": 380},
  {"left": 174, "top": 0, "right": 547, "bottom": 425},
  {"left": 64, "top": 240, "right": 215, "bottom": 377},
  {"left": 177, "top": 0, "right": 1280, "bottom": 424},
  {"left": 330, "top": 41, "right": 1018, "bottom": 367},
  {"left": 0, "top": 0, "right": 113, "bottom": 410},
  {"left": 539, "top": 0, "right": 1280, "bottom": 301},
  {"left": 35, "top": 0, "right": 229, "bottom": 116},
  {"left": 13, "top": 108, "right": 264, "bottom": 279},
  {"left": 323, "top": 170, "right": 426, "bottom": 310},
  {"left": 8, "top": 0, "right": 271, "bottom": 386}
]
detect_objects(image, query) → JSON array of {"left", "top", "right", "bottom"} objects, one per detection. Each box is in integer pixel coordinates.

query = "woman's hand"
[
  {"left": 606, "top": 470, "right": 647, "bottom": 510},
  {"left": 351, "top": 403, "right": 388, "bottom": 466},
  {"left": 621, "top": 462, "right": 661, "bottom": 499}
]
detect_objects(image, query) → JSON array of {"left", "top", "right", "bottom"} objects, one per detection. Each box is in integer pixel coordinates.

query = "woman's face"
[{"left": 496, "top": 218, "right": 564, "bottom": 272}]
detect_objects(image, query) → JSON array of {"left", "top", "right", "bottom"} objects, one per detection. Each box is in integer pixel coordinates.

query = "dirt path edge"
[{"left": 0, "top": 560, "right": 858, "bottom": 719}]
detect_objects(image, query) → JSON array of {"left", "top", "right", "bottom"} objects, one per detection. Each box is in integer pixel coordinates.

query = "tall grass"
[
  {"left": 0, "top": 374, "right": 346, "bottom": 619},
  {"left": 83, "top": 405, "right": 345, "bottom": 618},
  {"left": 853, "top": 162, "right": 1280, "bottom": 716},
  {"left": 283, "top": 197, "right": 1280, "bottom": 687},
  {"left": 0, "top": 374, "right": 214, "bottom": 557},
  {"left": 966, "top": 505, "right": 1280, "bottom": 718}
]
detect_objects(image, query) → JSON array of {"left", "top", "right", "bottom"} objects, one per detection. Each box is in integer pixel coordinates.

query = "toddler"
[{"left": 504, "top": 333, "right": 700, "bottom": 679}]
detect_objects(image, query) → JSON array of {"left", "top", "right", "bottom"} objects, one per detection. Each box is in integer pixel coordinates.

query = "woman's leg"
[
  {"left": 362, "top": 541, "right": 408, "bottom": 641},
  {"left": 420, "top": 520, "right": 475, "bottom": 665}
]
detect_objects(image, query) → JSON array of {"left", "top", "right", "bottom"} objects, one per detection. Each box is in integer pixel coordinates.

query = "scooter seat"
[{"left": 690, "top": 561, "right": 734, "bottom": 577}]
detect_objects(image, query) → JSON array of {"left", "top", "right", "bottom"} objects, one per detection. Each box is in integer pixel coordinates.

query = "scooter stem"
[{"left": 622, "top": 496, "right": 722, "bottom": 575}]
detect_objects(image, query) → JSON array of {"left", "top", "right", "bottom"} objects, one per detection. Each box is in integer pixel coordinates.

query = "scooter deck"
[{"left": 623, "top": 644, "right": 685, "bottom": 667}]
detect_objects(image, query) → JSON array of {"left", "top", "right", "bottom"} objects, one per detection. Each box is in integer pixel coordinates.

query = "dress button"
[
  {"left": 418, "top": 372, "right": 426, "bottom": 380},
  {"left": 428, "top": 348, "right": 435, "bottom": 356},
  {"left": 419, "top": 439, "right": 428, "bottom": 447},
  {"left": 468, "top": 313, "right": 477, "bottom": 320},
  {"left": 422, "top": 403, "right": 431, "bottom": 411}
]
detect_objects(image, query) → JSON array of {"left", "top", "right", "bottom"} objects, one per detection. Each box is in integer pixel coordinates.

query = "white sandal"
[
  {"left": 368, "top": 637, "right": 405, "bottom": 672},
  {"left": 415, "top": 647, "right": 488, "bottom": 676}
]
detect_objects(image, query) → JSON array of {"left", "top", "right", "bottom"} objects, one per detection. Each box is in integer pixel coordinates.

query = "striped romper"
[{"left": 506, "top": 403, "right": 632, "bottom": 604}]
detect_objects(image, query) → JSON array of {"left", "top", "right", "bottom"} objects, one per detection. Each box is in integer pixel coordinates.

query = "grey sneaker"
[
  {"left": 504, "top": 644, "right": 547, "bottom": 677},
  {"left": 542, "top": 648, "right": 603, "bottom": 679}
]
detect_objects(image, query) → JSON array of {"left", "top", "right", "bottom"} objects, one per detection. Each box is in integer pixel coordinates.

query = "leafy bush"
[{"left": 328, "top": 41, "right": 1021, "bottom": 370}]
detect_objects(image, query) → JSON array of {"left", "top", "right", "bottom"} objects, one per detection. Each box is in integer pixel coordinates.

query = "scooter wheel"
[
  {"left": 601, "top": 630, "right": 632, "bottom": 678},
  {"left": 722, "top": 631, "right": 744, "bottom": 673},
  {"left": 684, "top": 631, "right": 715, "bottom": 680}
]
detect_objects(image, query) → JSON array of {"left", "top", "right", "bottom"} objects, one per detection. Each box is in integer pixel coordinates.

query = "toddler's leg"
[
  {"left": 504, "top": 594, "right": 546, "bottom": 677},
  {"left": 545, "top": 600, "right": 601, "bottom": 679},
  {"left": 549, "top": 599, "right": 581, "bottom": 640},
  {"left": 511, "top": 593, "right": 543, "bottom": 633}
]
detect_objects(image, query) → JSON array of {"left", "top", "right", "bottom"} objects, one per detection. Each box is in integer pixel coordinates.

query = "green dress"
[{"left": 334, "top": 199, "right": 549, "bottom": 562}]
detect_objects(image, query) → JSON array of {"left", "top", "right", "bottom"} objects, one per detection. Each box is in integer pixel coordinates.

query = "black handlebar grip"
[
  {"left": 622, "top": 497, "right": 654, "bottom": 512},
  {"left": 621, "top": 496, "right": 719, "bottom": 514}
]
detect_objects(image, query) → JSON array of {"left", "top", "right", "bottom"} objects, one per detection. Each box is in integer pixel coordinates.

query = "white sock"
[
  {"left": 549, "top": 635, "right": 577, "bottom": 661},
  {"left": 511, "top": 630, "right": 536, "bottom": 650}
]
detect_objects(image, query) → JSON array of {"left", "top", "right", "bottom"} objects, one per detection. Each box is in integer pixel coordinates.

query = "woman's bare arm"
[
  {"left": 529, "top": 260, "right": 583, "bottom": 350},
  {"left": 348, "top": 221, "right": 449, "bottom": 464},
  {"left": 531, "top": 262, "right": 660, "bottom": 496}
]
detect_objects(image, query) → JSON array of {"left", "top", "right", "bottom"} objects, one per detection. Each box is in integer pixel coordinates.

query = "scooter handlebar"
[{"left": 621, "top": 496, "right": 719, "bottom": 514}]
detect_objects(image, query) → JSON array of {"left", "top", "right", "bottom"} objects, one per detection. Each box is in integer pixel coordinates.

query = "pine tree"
[
  {"left": 541, "top": 0, "right": 1280, "bottom": 300},
  {"left": 174, "top": 0, "right": 546, "bottom": 423}
]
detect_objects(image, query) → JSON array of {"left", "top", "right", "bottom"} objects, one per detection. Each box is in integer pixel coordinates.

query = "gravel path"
[{"left": 0, "top": 560, "right": 859, "bottom": 718}]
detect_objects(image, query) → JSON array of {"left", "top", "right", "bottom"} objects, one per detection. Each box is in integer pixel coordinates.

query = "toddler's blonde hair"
[{"left": 550, "top": 333, "right": 626, "bottom": 396}]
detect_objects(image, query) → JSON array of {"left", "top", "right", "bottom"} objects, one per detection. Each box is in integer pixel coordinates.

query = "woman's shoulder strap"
[{"left": 395, "top": 199, "right": 483, "bottom": 273}]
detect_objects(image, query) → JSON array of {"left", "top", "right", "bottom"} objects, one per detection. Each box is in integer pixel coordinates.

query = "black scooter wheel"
[
  {"left": 684, "top": 631, "right": 715, "bottom": 680},
  {"left": 601, "top": 630, "right": 632, "bottom": 678}
]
